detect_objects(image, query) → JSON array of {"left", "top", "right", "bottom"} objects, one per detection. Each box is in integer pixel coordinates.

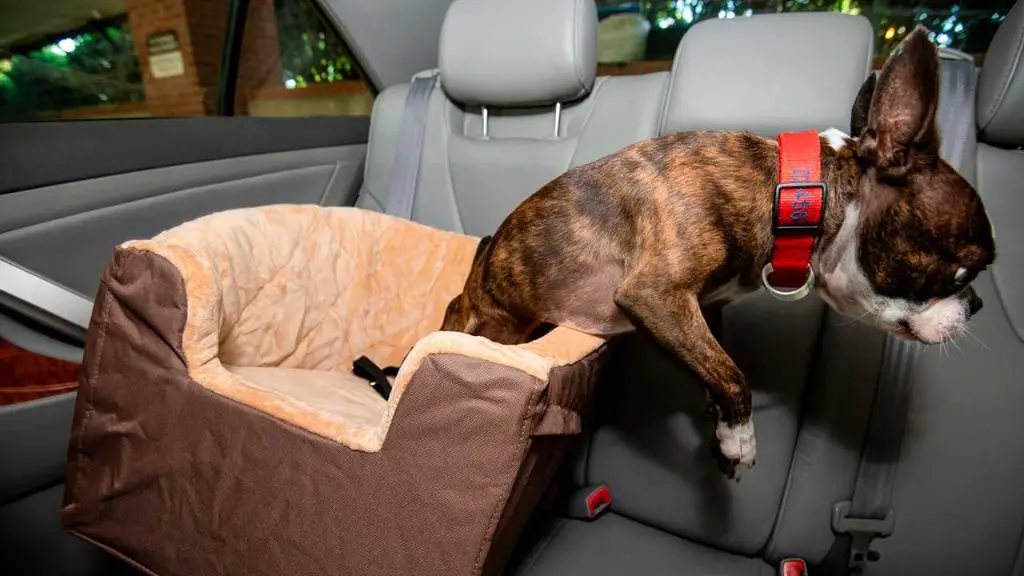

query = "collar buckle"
[{"left": 772, "top": 181, "right": 829, "bottom": 234}]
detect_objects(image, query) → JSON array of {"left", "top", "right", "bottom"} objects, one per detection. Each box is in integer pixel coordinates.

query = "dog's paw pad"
[{"left": 716, "top": 419, "right": 756, "bottom": 474}]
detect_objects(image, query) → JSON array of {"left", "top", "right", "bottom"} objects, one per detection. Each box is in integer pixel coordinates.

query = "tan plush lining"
[{"left": 123, "top": 206, "right": 605, "bottom": 451}]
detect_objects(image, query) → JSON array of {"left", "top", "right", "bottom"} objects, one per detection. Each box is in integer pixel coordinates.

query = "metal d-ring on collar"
[{"left": 761, "top": 262, "right": 815, "bottom": 302}]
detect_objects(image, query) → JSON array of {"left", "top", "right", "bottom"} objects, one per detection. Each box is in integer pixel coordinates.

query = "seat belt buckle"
[
  {"left": 832, "top": 501, "right": 895, "bottom": 571},
  {"left": 779, "top": 558, "right": 808, "bottom": 576},
  {"left": 563, "top": 485, "right": 611, "bottom": 520}
]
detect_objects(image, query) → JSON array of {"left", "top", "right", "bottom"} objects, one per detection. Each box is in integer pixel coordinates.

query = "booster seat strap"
[{"left": 352, "top": 356, "right": 398, "bottom": 400}]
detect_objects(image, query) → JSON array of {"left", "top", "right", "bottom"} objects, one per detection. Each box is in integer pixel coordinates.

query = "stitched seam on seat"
[
  {"left": 1010, "top": 510, "right": 1024, "bottom": 576},
  {"left": 279, "top": 237, "right": 358, "bottom": 368},
  {"left": 444, "top": 97, "right": 468, "bottom": 233},
  {"left": 658, "top": 30, "right": 690, "bottom": 134},
  {"left": 316, "top": 161, "right": 341, "bottom": 205},
  {"left": 982, "top": 15, "right": 1024, "bottom": 131},
  {"left": 359, "top": 87, "right": 391, "bottom": 209},
  {"left": 72, "top": 265, "right": 116, "bottom": 507},
  {"left": 567, "top": 76, "right": 608, "bottom": 168},
  {"left": 472, "top": 383, "right": 543, "bottom": 573},
  {"left": 572, "top": 0, "right": 587, "bottom": 99},
  {"left": 762, "top": 305, "right": 834, "bottom": 561},
  {"left": 328, "top": 238, "right": 454, "bottom": 372},
  {"left": 222, "top": 209, "right": 327, "bottom": 347}
]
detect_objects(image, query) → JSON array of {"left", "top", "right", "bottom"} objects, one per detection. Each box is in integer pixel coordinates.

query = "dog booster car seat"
[{"left": 60, "top": 205, "right": 611, "bottom": 576}]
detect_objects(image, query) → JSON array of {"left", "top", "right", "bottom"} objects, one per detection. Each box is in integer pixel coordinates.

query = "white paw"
[{"left": 717, "top": 418, "right": 757, "bottom": 470}]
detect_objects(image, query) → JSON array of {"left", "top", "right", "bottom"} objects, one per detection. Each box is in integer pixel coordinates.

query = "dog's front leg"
[{"left": 615, "top": 283, "right": 755, "bottom": 478}]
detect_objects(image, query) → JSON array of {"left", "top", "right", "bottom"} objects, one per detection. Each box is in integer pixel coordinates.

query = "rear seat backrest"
[
  {"left": 841, "top": 5, "right": 1024, "bottom": 574},
  {"left": 662, "top": 12, "right": 875, "bottom": 136},
  {"left": 581, "top": 12, "right": 875, "bottom": 557},
  {"left": 356, "top": 0, "right": 668, "bottom": 236},
  {"left": 977, "top": 2, "right": 1024, "bottom": 343}
]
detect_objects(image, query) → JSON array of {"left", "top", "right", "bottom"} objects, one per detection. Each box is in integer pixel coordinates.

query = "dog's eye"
[{"left": 954, "top": 267, "right": 977, "bottom": 285}]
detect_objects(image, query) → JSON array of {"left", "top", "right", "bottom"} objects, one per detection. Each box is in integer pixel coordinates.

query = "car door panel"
[
  {"left": 0, "top": 0, "right": 375, "bottom": 571},
  {"left": 0, "top": 116, "right": 369, "bottom": 194},
  {"left": 0, "top": 143, "right": 366, "bottom": 235},
  {"left": 0, "top": 144, "right": 366, "bottom": 296},
  {"left": 0, "top": 393, "right": 77, "bottom": 506}
]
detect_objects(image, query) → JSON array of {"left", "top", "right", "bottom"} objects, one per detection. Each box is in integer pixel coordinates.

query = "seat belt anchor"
[
  {"left": 831, "top": 500, "right": 895, "bottom": 572},
  {"left": 411, "top": 68, "right": 440, "bottom": 82}
]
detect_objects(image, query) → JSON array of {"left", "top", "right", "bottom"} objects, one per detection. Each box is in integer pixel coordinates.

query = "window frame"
[{"left": 218, "top": 0, "right": 379, "bottom": 117}]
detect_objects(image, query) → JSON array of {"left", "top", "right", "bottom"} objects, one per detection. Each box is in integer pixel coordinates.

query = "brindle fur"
[{"left": 441, "top": 26, "right": 995, "bottom": 478}]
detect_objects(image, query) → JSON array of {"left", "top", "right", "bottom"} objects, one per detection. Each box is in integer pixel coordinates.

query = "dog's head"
[{"left": 814, "top": 26, "right": 995, "bottom": 344}]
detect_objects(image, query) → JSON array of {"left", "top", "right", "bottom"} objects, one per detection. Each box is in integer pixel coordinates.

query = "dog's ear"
[
  {"left": 857, "top": 25, "right": 940, "bottom": 178},
  {"left": 850, "top": 72, "right": 876, "bottom": 139}
]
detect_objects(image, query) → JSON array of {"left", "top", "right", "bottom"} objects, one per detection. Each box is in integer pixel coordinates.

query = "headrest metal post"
[
  {"left": 553, "top": 102, "right": 562, "bottom": 138},
  {"left": 481, "top": 105, "right": 489, "bottom": 138}
]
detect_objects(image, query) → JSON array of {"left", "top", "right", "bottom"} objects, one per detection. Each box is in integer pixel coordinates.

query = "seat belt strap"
[
  {"left": 352, "top": 356, "right": 398, "bottom": 400},
  {"left": 822, "top": 54, "right": 978, "bottom": 575},
  {"left": 384, "top": 69, "right": 440, "bottom": 220},
  {"left": 828, "top": 336, "right": 915, "bottom": 572}
]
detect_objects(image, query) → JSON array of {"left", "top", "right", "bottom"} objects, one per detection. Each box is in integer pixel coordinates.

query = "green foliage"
[
  {"left": 273, "top": 0, "right": 359, "bottom": 89},
  {"left": 624, "top": 0, "right": 1014, "bottom": 61},
  {"left": 0, "top": 19, "right": 144, "bottom": 121}
]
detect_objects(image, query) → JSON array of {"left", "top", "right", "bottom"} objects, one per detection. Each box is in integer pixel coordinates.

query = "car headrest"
[
  {"left": 977, "top": 0, "right": 1024, "bottom": 147},
  {"left": 438, "top": 0, "right": 597, "bottom": 107},
  {"left": 661, "top": 12, "right": 874, "bottom": 136}
]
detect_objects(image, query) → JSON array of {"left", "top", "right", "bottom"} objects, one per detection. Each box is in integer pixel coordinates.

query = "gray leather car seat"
[
  {"left": 857, "top": 3, "right": 1024, "bottom": 573},
  {"left": 355, "top": 0, "right": 668, "bottom": 236},
  {"left": 511, "top": 12, "right": 876, "bottom": 576},
  {"left": 511, "top": 6, "right": 1024, "bottom": 576}
]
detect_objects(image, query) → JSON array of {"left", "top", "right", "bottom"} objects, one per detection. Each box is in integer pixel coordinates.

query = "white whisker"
[
  {"left": 834, "top": 309, "right": 872, "bottom": 327},
  {"left": 963, "top": 325, "right": 992, "bottom": 352},
  {"left": 950, "top": 336, "right": 962, "bottom": 354}
]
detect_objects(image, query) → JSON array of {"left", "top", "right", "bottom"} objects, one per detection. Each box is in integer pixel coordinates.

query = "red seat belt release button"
[
  {"left": 585, "top": 485, "right": 611, "bottom": 517},
  {"left": 564, "top": 485, "right": 612, "bottom": 520},
  {"left": 779, "top": 558, "right": 808, "bottom": 576},
  {"left": 763, "top": 130, "right": 828, "bottom": 301}
]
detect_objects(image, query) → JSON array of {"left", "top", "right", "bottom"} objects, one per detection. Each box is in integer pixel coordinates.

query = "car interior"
[{"left": 1, "top": 0, "right": 1022, "bottom": 574}]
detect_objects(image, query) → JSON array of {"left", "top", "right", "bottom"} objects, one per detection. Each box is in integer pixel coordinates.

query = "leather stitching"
[
  {"left": 981, "top": 9, "right": 1024, "bottom": 132},
  {"left": 571, "top": 0, "right": 586, "bottom": 100},
  {"left": 72, "top": 251, "right": 124, "bottom": 510}
]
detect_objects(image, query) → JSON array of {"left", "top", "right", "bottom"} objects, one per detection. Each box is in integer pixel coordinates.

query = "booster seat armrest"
[{"left": 518, "top": 327, "right": 607, "bottom": 367}]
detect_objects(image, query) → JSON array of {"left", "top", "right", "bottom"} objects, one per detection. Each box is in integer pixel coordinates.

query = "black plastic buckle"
[
  {"left": 772, "top": 181, "right": 829, "bottom": 235},
  {"left": 352, "top": 356, "right": 398, "bottom": 400},
  {"left": 831, "top": 501, "right": 894, "bottom": 572}
]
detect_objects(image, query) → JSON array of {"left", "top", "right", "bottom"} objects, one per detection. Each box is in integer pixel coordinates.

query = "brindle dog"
[{"left": 441, "top": 27, "right": 995, "bottom": 478}]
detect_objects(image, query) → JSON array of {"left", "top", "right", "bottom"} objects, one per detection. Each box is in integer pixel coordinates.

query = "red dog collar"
[{"left": 762, "top": 130, "right": 828, "bottom": 301}]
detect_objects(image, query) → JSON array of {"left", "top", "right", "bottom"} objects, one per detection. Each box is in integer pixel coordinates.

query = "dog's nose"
[{"left": 967, "top": 291, "right": 984, "bottom": 318}]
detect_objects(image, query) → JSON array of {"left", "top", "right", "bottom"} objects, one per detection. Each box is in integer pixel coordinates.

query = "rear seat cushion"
[{"left": 512, "top": 514, "right": 773, "bottom": 576}]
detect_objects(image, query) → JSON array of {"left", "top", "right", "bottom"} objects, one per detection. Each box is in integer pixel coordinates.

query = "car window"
[
  {"left": 0, "top": 0, "right": 372, "bottom": 122},
  {"left": 596, "top": 0, "right": 1016, "bottom": 75}
]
